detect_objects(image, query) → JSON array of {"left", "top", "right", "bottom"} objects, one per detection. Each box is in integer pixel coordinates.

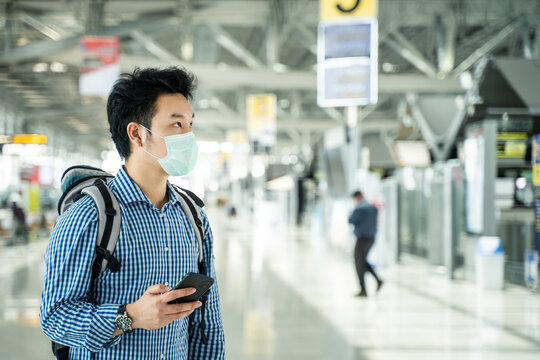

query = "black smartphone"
[{"left": 167, "top": 272, "right": 214, "bottom": 304}]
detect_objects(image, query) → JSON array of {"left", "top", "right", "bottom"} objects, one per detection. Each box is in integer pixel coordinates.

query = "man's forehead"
[{"left": 155, "top": 93, "right": 193, "bottom": 114}]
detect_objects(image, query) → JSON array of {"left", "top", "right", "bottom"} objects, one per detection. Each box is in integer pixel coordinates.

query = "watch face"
[{"left": 115, "top": 314, "right": 132, "bottom": 332}]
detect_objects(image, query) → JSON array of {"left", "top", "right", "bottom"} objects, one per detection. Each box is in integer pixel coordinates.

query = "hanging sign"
[
  {"left": 318, "top": 1, "right": 378, "bottom": 107},
  {"left": 79, "top": 36, "right": 120, "bottom": 96},
  {"left": 320, "top": 0, "right": 378, "bottom": 20},
  {"left": 246, "top": 94, "right": 277, "bottom": 147}
]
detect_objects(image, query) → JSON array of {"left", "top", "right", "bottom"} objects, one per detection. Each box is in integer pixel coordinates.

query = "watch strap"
[
  {"left": 118, "top": 304, "right": 127, "bottom": 315},
  {"left": 115, "top": 304, "right": 132, "bottom": 333}
]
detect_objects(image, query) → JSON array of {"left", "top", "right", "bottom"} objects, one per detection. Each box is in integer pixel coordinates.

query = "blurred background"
[{"left": 0, "top": 0, "right": 539, "bottom": 359}]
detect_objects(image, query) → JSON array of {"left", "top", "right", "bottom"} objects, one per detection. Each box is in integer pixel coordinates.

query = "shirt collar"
[
  {"left": 357, "top": 199, "right": 368, "bottom": 206},
  {"left": 113, "top": 166, "right": 179, "bottom": 206}
]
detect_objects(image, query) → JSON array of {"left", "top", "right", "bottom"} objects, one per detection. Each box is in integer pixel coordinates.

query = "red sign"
[{"left": 79, "top": 37, "right": 120, "bottom": 96}]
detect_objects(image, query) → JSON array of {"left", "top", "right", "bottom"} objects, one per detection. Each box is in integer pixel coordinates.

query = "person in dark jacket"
[
  {"left": 348, "top": 191, "right": 383, "bottom": 297},
  {"left": 11, "top": 196, "right": 28, "bottom": 245}
]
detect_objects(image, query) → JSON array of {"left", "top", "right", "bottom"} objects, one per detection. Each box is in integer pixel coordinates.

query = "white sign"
[{"left": 317, "top": 18, "right": 378, "bottom": 107}]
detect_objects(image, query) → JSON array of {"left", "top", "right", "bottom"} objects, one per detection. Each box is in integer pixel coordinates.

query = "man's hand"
[{"left": 126, "top": 284, "right": 202, "bottom": 331}]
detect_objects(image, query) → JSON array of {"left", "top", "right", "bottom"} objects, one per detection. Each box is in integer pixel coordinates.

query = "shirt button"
[
  {"left": 159, "top": 213, "right": 164, "bottom": 218},
  {"left": 165, "top": 282, "right": 169, "bottom": 287},
  {"left": 160, "top": 354, "right": 164, "bottom": 359},
  {"left": 164, "top": 246, "right": 169, "bottom": 252}
]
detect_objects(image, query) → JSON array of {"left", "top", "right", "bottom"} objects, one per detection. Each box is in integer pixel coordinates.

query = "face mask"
[{"left": 140, "top": 126, "right": 198, "bottom": 177}]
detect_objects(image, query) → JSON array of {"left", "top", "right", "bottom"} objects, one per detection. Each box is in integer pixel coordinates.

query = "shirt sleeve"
[
  {"left": 40, "top": 199, "right": 122, "bottom": 353},
  {"left": 348, "top": 208, "right": 360, "bottom": 225},
  {"left": 188, "top": 208, "right": 226, "bottom": 360}
]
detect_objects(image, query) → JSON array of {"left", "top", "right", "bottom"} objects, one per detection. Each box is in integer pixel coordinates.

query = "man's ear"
[{"left": 126, "top": 122, "right": 143, "bottom": 147}]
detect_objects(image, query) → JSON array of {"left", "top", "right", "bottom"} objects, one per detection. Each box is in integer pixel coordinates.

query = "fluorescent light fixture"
[
  {"left": 32, "top": 62, "right": 48, "bottom": 73},
  {"left": 459, "top": 71, "right": 474, "bottom": 90},
  {"left": 198, "top": 99, "right": 209, "bottom": 109},
  {"left": 50, "top": 62, "right": 67, "bottom": 73},
  {"left": 209, "top": 98, "right": 220, "bottom": 108},
  {"left": 272, "top": 63, "right": 288, "bottom": 73},
  {"left": 181, "top": 42, "right": 194, "bottom": 61}
]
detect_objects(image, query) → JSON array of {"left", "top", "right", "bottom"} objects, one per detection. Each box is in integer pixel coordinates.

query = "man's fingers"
[
  {"left": 161, "top": 288, "right": 197, "bottom": 302},
  {"left": 164, "top": 301, "right": 202, "bottom": 315},
  {"left": 164, "top": 309, "right": 196, "bottom": 322},
  {"left": 145, "top": 284, "right": 169, "bottom": 295}
]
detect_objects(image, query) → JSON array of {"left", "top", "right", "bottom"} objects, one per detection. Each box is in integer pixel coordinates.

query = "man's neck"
[{"left": 124, "top": 157, "right": 169, "bottom": 210}]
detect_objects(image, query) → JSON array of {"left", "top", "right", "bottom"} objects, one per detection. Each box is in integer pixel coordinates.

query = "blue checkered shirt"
[{"left": 40, "top": 166, "right": 225, "bottom": 359}]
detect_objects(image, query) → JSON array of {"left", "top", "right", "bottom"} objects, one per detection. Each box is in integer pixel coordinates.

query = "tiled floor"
[{"left": 1, "top": 202, "right": 539, "bottom": 359}]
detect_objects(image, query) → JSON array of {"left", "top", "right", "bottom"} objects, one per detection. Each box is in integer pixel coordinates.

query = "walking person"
[
  {"left": 349, "top": 191, "right": 383, "bottom": 297},
  {"left": 10, "top": 193, "right": 29, "bottom": 246},
  {"left": 40, "top": 67, "right": 225, "bottom": 359}
]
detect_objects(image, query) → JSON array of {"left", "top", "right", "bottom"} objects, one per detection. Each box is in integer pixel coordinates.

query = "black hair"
[
  {"left": 106, "top": 67, "right": 197, "bottom": 159},
  {"left": 352, "top": 190, "right": 363, "bottom": 198}
]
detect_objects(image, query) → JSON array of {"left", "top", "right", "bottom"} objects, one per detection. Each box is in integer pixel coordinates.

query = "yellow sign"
[
  {"left": 320, "top": 0, "right": 377, "bottom": 20},
  {"left": 246, "top": 94, "right": 277, "bottom": 146},
  {"left": 11, "top": 134, "right": 47, "bottom": 145},
  {"left": 497, "top": 132, "right": 527, "bottom": 141},
  {"left": 534, "top": 164, "right": 540, "bottom": 187}
]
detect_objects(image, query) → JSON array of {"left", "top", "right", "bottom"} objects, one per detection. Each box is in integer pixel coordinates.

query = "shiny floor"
[{"left": 1, "top": 203, "right": 539, "bottom": 359}]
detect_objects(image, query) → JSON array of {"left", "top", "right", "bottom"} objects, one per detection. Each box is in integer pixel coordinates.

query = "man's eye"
[
  {"left": 175, "top": 122, "right": 182, "bottom": 128},
  {"left": 190, "top": 122, "right": 193, "bottom": 128}
]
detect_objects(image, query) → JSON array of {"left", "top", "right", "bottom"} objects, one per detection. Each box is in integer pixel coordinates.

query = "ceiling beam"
[
  {"left": 44, "top": 50, "right": 463, "bottom": 93},
  {"left": 0, "top": 14, "right": 180, "bottom": 65},
  {"left": 385, "top": 32, "right": 438, "bottom": 78},
  {"left": 435, "top": 14, "right": 456, "bottom": 75},
  {"left": 130, "top": 30, "right": 184, "bottom": 64},
  {"left": 205, "top": 23, "right": 264, "bottom": 69},
  {"left": 18, "top": 13, "right": 64, "bottom": 40},
  {"left": 451, "top": 18, "right": 521, "bottom": 76}
]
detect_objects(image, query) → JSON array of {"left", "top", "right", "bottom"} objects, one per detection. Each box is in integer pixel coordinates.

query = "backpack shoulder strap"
[
  {"left": 172, "top": 185, "right": 205, "bottom": 273},
  {"left": 179, "top": 187, "right": 205, "bottom": 207},
  {"left": 82, "top": 179, "right": 122, "bottom": 292},
  {"left": 172, "top": 185, "right": 211, "bottom": 345}
]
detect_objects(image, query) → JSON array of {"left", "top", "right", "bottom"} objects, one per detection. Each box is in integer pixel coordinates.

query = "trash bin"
[{"left": 475, "top": 236, "right": 505, "bottom": 289}]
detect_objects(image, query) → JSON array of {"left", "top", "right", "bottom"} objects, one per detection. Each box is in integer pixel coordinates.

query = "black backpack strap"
[
  {"left": 200, "top": 294, "right": 209, "bottom": 344},
  {"left": 179, "top": 187, "right": 205, "bottom": 207},
  {"left": 82, "top": 179, "right": 122, "bottom": 302},
  {"left": 172, "top": 185, "right": 205, "bottom": 272},
  {"left": 172, "top": 185, "right": 210, "bottom": 345},
  {"left": 52, "top": 341, "right": 70, "bottom": 360}
]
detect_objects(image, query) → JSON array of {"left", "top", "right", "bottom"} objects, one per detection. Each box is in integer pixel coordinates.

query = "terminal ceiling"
[{"left": 0, "top": 0, "right": 538, "bottom": 155}]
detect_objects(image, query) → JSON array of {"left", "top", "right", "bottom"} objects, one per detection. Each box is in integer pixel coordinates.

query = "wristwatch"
[{"left": 115, "top": 304, "right": 133, "bottom": 333}]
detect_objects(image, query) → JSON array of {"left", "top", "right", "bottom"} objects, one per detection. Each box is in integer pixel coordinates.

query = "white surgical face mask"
[{"left": 140, "top": 126, "right": 198, "bottom": 177}]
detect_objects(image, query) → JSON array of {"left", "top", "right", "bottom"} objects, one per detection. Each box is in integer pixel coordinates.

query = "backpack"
[{"left": 51, "top": 165, "right": 209, "bottom": 360}]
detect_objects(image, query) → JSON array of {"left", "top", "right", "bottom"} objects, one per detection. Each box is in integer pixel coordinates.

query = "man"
[
  {"left": 10, "top": 192, "right": 28, "bottom": 245},
  {"left": 40, "top": 67, "right": 225, "bottom": 359},
  {"left": 348, "top": 190, "right": 383, "bottom": 297}
]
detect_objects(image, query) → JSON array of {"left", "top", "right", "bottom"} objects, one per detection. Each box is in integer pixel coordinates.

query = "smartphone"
[{"left": 167, "top": 272, "right": 214, "bottom": 304}]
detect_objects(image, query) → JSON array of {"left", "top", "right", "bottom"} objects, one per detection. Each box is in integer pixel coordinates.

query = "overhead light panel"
[
  {"left": 33, "top": 62, "right": 48, "bottom": 73},
  {"left": 50, "top": 62, "right": 67, "bottom": 73}
]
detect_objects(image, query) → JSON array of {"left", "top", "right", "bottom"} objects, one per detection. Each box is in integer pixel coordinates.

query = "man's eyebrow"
[{"left": 171, "top": 113, "right": 195, "bottom": 119}]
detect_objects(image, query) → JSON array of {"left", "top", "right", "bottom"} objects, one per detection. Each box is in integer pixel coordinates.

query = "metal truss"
[{"left": 0, "top": 0, "right": 538, "bottom": 152}]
